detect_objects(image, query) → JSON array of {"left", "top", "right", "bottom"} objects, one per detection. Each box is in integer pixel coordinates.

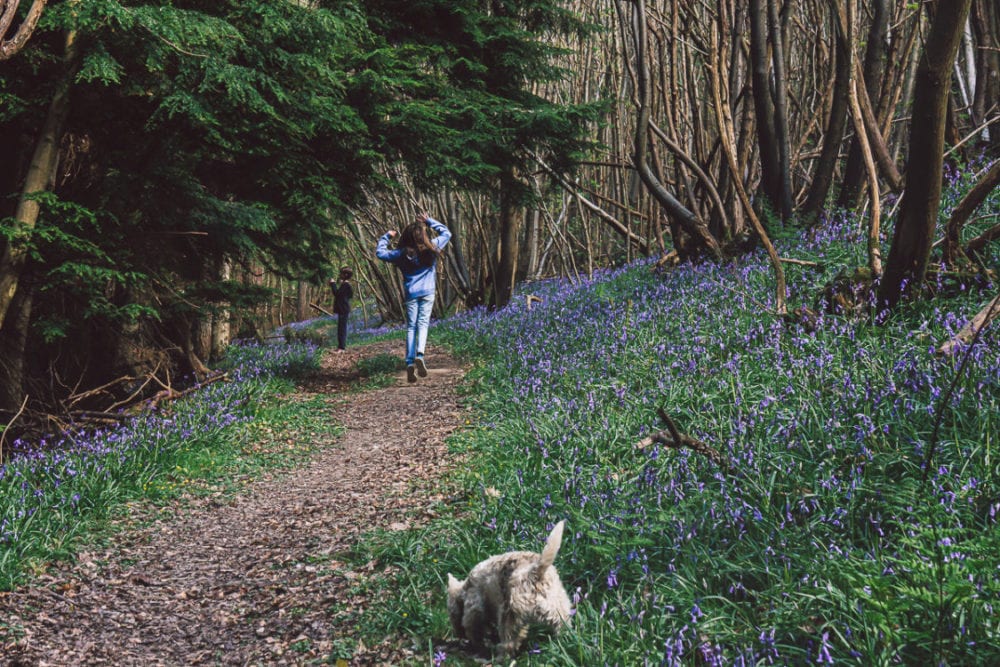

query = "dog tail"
[{"left": 539, "top": 520, "right": 565, "bottom": 572}]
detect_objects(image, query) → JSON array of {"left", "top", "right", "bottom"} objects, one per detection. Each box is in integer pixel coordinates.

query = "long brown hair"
[{"left": 398, "top": 221, "right": 441, "bottom": 267}]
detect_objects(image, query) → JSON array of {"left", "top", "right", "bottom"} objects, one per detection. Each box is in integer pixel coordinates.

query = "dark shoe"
[
  {"left": 407, "top": 365, "right": 417, "bottom": 383},
  {"left": 415, "top": 356, "right": 428, "bottom": 377}
]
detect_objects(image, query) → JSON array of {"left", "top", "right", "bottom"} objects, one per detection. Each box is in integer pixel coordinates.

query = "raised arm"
[
  {"left": 419, "top": 213, "right": 452, "bottom": 250},
  {"left": 376, "top": 230, "right": 402, "bottom": 262}
]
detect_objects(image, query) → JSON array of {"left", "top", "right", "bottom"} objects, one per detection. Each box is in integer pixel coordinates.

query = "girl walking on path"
[
  {"left": 328, "top": 267, "right": 354, "bottom": 353},
  {"left": 376, "top": 212, "right": 452, "bottom": 382}
]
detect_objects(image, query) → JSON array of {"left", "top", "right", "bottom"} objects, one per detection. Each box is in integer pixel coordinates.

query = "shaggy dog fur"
[{"left": 447, "top": 521, "right": 572, "bottom": 656}]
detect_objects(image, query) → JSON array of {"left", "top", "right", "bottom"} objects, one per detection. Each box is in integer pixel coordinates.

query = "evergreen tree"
[{"left": 361, "top": 0, "right": 606, "bottom": 308}]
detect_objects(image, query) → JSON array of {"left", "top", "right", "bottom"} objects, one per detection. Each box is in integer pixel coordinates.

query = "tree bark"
[
  {"left": 710, "top": 21, "right": 786, "bottom": 316},
  {"left": 0, "top": 28, "right": 78, "bottom": 330},
  {"left": 0, "top": 0, "right": 47, "bottom": 60},
  {"left": 878, "top": 0, "right": 974, "bottom": 312},
  {"left": 765, "top": 0, "right": 793, "bottom": 220},
  {"left": 0, "top": 269, "right": 34, "bottom": 413},
  {"left": 747, "top": 0, "right": 783, "bottom": 220},
  {"left": 210, "top": 258, "right": 232, "bottom": 360},
  {"left": 491, "top": 170, "right": 519, "bottom": 309},
  {"left": 837, "top": 0, "right": 891, "bottom": 210},
  {"left": 970, "top": 0, "right": 999, "bottom": 151},
  {"left": 803, "top": 5, "right": 852, "bottom": 221}
]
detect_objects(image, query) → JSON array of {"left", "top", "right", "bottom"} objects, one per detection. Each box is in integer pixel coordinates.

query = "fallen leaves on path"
[{"left": 0, "top": 342, "right": 466, "bottom": 666}]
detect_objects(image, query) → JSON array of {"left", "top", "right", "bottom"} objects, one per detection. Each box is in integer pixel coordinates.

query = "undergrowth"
[
  {"left": 0, "top": 340, "right": 332, "bottom": 590},
  {"left": 354, "top": 162, "right": 1000, "bottom": 665}
]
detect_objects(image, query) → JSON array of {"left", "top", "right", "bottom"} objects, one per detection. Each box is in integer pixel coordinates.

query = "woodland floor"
[{"left": 0, "top": 342, "right": 468, "bottom": 666}]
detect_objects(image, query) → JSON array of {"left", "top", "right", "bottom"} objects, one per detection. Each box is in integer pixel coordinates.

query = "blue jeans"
[{"left": 405, "top": 293, "right": 435, "bottom": 365}]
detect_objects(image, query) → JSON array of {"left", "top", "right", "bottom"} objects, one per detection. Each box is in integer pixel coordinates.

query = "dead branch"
[
  {"left": 107, "top": 364, "right": 163, "bottom": 412},
  {"left": 966, "top": 221, "right": 1000, "bottom": 258},
  {"left": 140, "top": 371, "right": 228, "bottom": 412},
  {"left": 937, "top": 292, "right": 1000, "bottom": 356},
  {"left": 636, "top": 407, "right": 729, "bottom": 471},
  {"left": 66, "top": 375, "right": 133, "bottom": 409},
  {"left": 526, "top": 295, "right": 543, "bottom": 311},
  {"left": 309, "top": 302, "right": 335, "bottom": 317},
  {"left": 70, "top": 410, "right": 129, "bottom": 423},
  {"left": 653, "top": 249, "right": 679, "bottom": 270},
  {"left": 0, "top": 393, "right": 30, "bottom": 450},
  {"left": 527, "top": 148, "right": 649, "bottom": 253},
  {"left": 778, "top": 257, "right": 824, "bottom": 268}
]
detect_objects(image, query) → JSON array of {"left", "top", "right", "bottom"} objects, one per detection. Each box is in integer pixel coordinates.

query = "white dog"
[{"left": 447, "top": 521, "right": 572, "bottom": 656}]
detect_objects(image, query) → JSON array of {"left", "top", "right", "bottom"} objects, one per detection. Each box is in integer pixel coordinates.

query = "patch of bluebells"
[
  {"left": 437, "top": 175, "right": 1000, "bottom": 663},
  {"left": 0, "top": 341, "right": 321, "bottom": 583}
]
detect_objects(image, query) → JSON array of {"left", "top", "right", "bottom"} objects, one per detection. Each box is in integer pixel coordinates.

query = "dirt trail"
[{"left": 0, "top": 342, "right": 466, "bottom": 666}]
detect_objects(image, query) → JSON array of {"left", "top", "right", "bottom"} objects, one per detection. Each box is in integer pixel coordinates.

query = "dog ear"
[
  {"left": 447, "top": 573, "right": 463, "bottom": 594},
  {"left": 539, "top": 520, "right": 565, "bottom": 571}
]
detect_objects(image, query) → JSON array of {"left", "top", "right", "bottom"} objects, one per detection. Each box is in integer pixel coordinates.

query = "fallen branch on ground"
[
  {"left": 637, "top": 407, "right": 729, "bottom": 471},
  {"left": 937, "top": 291, "right": 1000, "bottom": 356}
]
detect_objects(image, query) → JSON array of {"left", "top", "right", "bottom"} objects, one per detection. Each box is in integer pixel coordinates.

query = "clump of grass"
[
  {"left": 352, "top": 353, "right": 407, "bottom": 390},
  {"left": 357, "top": 353, "right": 406, "bottom": 377},
  {"left": 355, "top": 165, "right": 1000, "bottom": 664}
]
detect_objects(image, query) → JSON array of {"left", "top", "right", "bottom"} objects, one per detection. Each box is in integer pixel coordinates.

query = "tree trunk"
[
  {"left": 710, "top": 20, "right": 786, "bottom": 316},
  {"left": 210, "top": 258, "right": 232, "bottom": 360},
  {"left": 0, "top": 28, "right": 78, "bottom": 330},
  {"left": 296, "top": 280, "right": 309, "bottom": 322},
  {"left": 766, "top": 0, "right": 793, "bottom": 220},
  {"left": 970, "top": 0, "right": 999, "bottom": 151},
  {"left": 837, "top": 0, "right": 891, "bottom": 210},
  {"left": 747, "top": 0, "right": 783, "bottom": 220},
  {"left": 0, "top": 270, "right": 34, "bottom": 413},
  {"left": 803, "top": 6, "right": 852, "bottom": 221},
  {"left": 491, "top": 170, "right": 519, "bottom": 309},
  {"left": 0, "top": 0, "right": 47, "bottom": 60},
  {"left": 878, "top": 0, "right": 974, "bottom": 312}
]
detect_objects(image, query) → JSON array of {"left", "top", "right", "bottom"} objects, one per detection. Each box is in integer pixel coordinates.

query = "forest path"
[{"left": 1, "top": 342, "right": 467, "bottom": 666}]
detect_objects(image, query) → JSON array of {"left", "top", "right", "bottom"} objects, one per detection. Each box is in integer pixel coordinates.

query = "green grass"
[
  {"left": 345, "top": 179, "right": 1000, "bottom": 665},
  {"left": 0, "top": 342, "right": 338, "bottom": 590}
]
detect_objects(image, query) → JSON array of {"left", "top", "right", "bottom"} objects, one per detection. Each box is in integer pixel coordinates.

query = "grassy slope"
[{"left": 359, "top": 169, "right": 1000, "bottom": 665}]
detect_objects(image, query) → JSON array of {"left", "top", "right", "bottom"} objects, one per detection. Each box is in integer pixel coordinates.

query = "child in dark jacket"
[
  {"left": 328, "top": 267, "right": 353, "bottom": 353},
  {"left": 376, "top": 212, "right": 452, "bottom": 382}
]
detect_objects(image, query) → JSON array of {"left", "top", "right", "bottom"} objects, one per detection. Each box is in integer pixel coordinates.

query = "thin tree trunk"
[
  {"left": 878, "top": 0, "right": 975, "bottom": 312},
  {"left": 210, "top": 258, "right": 232, "bottom": 359},
  {"left": 803, "top": 5, "right": 852, "bottom": 221},
  {"left": 0, "top": 0, "right": 47, "bottom": 60},
  {"left": 837, "top": 0, "right": 891, "bottom": 210},
  {"left": 837, "top": 0, "right": 883, "bottom": 276},
  {"left": 0, "top": 28, "right": 78, "bottom": 330},
  {"left": 748, "top": 0, "right": 783, "bottom": 219},
  {"left": 0, "top": 270, "right": 34, "bottom": 413},
  {"left": 970, "top": 0, "right": 999, "bottom": 150},
  {"left": 766, "top": 0, "right": 793, "bottom": 220},
  {"left": 710, "top": 21, "right": 786, "bottom": 316},
  {"left": 491, "top": 170, "right": 519, "bottom": 309},
  {"left": 296, "top": 280, "right": 309, "bottom": 322}
]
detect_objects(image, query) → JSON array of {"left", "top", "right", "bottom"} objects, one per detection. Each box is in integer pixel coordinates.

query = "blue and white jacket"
[{"left": 376, "top": 217, "right": 452, "bottom": 299}]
